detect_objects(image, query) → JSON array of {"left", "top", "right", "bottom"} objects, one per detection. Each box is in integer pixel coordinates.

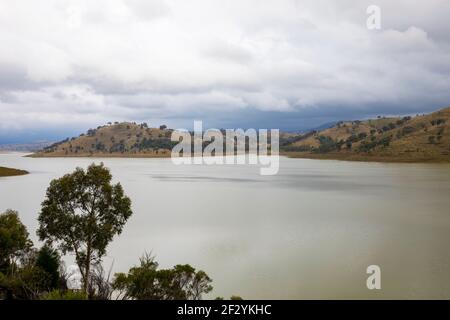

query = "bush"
[
  {"left": 43, "top": 289, "right": 87, "bottom": 300},
  {"left": 134, "top": 138, "right": 177, "bottom": 151},
  {"left": 402, "top": 126, "right": 416, "bottom": 135},
  {"left": 36, "top": 246, "right": 61, "bottom": 290},
  {"left": 113, "top": 254, "right": 212, "bottom": 300},
  {"left": 431, "top": 119, "right": 446, "bottom": 126},
  {"left": 358, "top": 132, "right": 367, "bottom": 140},
  {"left": 314, "top": 136, "right": 338, "bottom": 153}
]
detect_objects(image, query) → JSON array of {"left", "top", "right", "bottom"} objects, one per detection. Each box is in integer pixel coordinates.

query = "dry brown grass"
[
  {"left": 284, "top": 106, "right": 450, "bottom": 162},
  {"left": 32, "top": 122, "right": 173, "bottom": 158}
]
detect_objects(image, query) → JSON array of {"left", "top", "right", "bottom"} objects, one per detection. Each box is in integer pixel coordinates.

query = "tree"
[
  {"left": 36, "top": 245, "right": 61, "bottom": 290},
  {"left": 37, "top": 163, "right": 133, "bottom": 297},
  {"left": 113, "top": 254, "right": 213, "bottom": 300},
  {"left": 0, "top": 210, "right": 33, "bottom": 299},
  {"left": 0, "top": 210, "right": 32, "bottom": 271}
]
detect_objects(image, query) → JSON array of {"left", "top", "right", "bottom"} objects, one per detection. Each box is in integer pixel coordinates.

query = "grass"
[{"left": 0, "top": 166, "right": 29, "bottom": 177}]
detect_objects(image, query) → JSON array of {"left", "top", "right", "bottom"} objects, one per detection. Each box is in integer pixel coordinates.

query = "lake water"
[{"left": 1, "top": 152, "right": 450, "bottom": 299}]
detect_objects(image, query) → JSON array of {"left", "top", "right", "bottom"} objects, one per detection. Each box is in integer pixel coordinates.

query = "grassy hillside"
[
  {"left": 32, "top": 106, "right": 450, "bottom": 162},
  {"left": 0, "top": 166, "right": 29, "bottom": 177},
  {"left": 281, "top": 106, "right": 450, "bottom": 162},
  {"left": 32, "top": 122, "right": 175, "bottom": 157}
]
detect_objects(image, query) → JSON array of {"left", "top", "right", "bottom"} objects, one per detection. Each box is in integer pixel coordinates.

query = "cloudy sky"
[{"left": 1, "top": 0, "right": 450, "bottom": 143}]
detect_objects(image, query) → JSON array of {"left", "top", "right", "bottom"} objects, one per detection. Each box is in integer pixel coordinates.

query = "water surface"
[{"left": 1, "top": 153, "right": 450, "bottom": 299}]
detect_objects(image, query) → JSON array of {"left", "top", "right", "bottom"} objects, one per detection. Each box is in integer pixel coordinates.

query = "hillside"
[
  {"left": 0, "top": 142, "right": 53, "bottom": 152},
  {"left": 31, "top": 122, "right": 176, "bottom": 157},
  {"left": 281, "top": 106, "right": 450, "bottom": 162},
  {"left": 32, "top": 107, "right": 450, "bottom": 162}
]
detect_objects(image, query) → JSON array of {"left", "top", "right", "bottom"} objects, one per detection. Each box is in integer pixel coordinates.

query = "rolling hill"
[
  {"left": 31, "top": 122, "right": 175, "bottom": 157},
  {"left": 31, "top": 106, "right": 450, "bottom": 162},
  {"left": 281, "top": 106, "right": 450, "bottom": 162}
]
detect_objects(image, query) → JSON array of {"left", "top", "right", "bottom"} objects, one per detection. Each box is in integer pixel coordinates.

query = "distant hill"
[
  {"left": 31, "top": 122, "right": 175, "bottom": 157},
  {"left": 0, "top": 141, "right": 53, "bottom": 152},
  {"left": 281, "top": 106, "right": 450, "bottom": 162},
  {"left": 31, "top": 106, "right": 450, "bottom": 162}
]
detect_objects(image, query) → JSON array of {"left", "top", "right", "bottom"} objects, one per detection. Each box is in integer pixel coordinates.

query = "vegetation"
[
  {"left": 33, "top": 122, "right": 175, "bottom": 157},
  {"left": 113, "top": 253, "right": 212, "bottom": 300},
  {"left": 282, "top": 106, "right": 450, "bottom": 162},
  {"left": 42, "top": 289, "right": 87, "bottom": 300},
  {"left": 1, "top": 163, "right": 216, "bottom": 300},
  {"left": 37, "top": 163, "right": 133, "bottom": 297},
  {"left": 134, "top": 137, "right": 178, "bottom": 151},
  {"left": 0, "top": 210, "right": 66, "bottom": 299},
  {"left": 0, "top": 210, "right": 32, "bottom": 271}
]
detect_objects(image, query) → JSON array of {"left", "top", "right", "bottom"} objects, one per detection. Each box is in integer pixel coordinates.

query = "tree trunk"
[{"left": 84, "top": 243, "right": 91, "bottom": 298}]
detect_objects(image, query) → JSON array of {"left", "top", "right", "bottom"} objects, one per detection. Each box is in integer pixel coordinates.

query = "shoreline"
[
  {"left": 0, "top": 166, "right": 29, "bottom": 177},
  {"left": 22, "top": 151, "right": 450, "bottom": 163},
  {"left": 281, "top": 151, "right": 450, "bottom": 163}
]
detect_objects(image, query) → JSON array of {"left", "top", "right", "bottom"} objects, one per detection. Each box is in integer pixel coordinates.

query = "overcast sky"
[{"left": 1, "top": 0, "right": 450, "bottom": 143}]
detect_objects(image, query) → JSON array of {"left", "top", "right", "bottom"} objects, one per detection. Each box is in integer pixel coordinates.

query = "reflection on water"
[{"left": 1, "top": 153, "right": 450, "bottom": 299}]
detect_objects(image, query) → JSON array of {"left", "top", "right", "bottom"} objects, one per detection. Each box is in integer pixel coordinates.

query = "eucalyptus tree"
[{"left": 38, "top": 163, "right": 132, "bottom": 297}]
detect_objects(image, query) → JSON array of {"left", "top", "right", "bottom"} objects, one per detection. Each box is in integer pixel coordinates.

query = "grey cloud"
[{"left": 0, "top": 0, "right": 449, "bottom": 141}]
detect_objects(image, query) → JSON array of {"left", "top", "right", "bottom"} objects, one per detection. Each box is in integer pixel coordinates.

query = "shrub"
[
  {"left": 113, "top": 254, "right": 212, "bottom": 300},
  {"left": 43, "top": 289, "right": 87, "bottom": 300},
  {"left": 314, "top": 136, "right": 338, "bottom": 153},
  {"left": 402, "top": 126, "right": 416, "bottom": 135}
]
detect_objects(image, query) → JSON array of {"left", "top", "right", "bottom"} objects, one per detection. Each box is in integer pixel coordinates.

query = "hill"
[
  {"left": 31, "top": 107, "right": 450, "bottom": 162},
  {"left": 281, "top": 106, "right": 450, "bottom": 162},
  {"left": 31, "top": 122, "right": 176, "bottom": 157},
  {"left": 0, "top": 142, "right": 53, "bottom": 152}
]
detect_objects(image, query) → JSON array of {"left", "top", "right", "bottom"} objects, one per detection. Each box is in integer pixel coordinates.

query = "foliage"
[
  {"left": 0, "top": 245, "right": 64, "bottom": 300},
  {"left": 36, "top": 245, "right": 61, "bottom": 289},
  {"left": 2, "top": 166, "right": 218, "bottom": 301},
  {"left": 37, "top": 163, "right": 133, "bottom": 296},
  {"left": 43, "top": 289, "right": 87, "bottom": 300},
  {"left": 0, "top": 210, "right": 33, "bottom": 271},
  {"left": 358, "top": 135, "right": 392, "bottom": 153},
  {"left": 313, "top": 136, "right": 338, "bottom": 153},
  {"left": 134, "top": 138, "right": 177, "bottom": 151},
  {"left": 401, "top": 126, "right": 416, "bottom": 135},
  {"left": 430, "top": 118, "right": 446, "bottom": 126},
  {"left": 113, "top": 254, "right": 213, "bottom": 300}
]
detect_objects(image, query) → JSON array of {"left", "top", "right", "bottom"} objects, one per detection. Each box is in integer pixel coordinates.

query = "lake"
[{"left": 1, "top": 152, "right": 450, "bottom": 299}]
